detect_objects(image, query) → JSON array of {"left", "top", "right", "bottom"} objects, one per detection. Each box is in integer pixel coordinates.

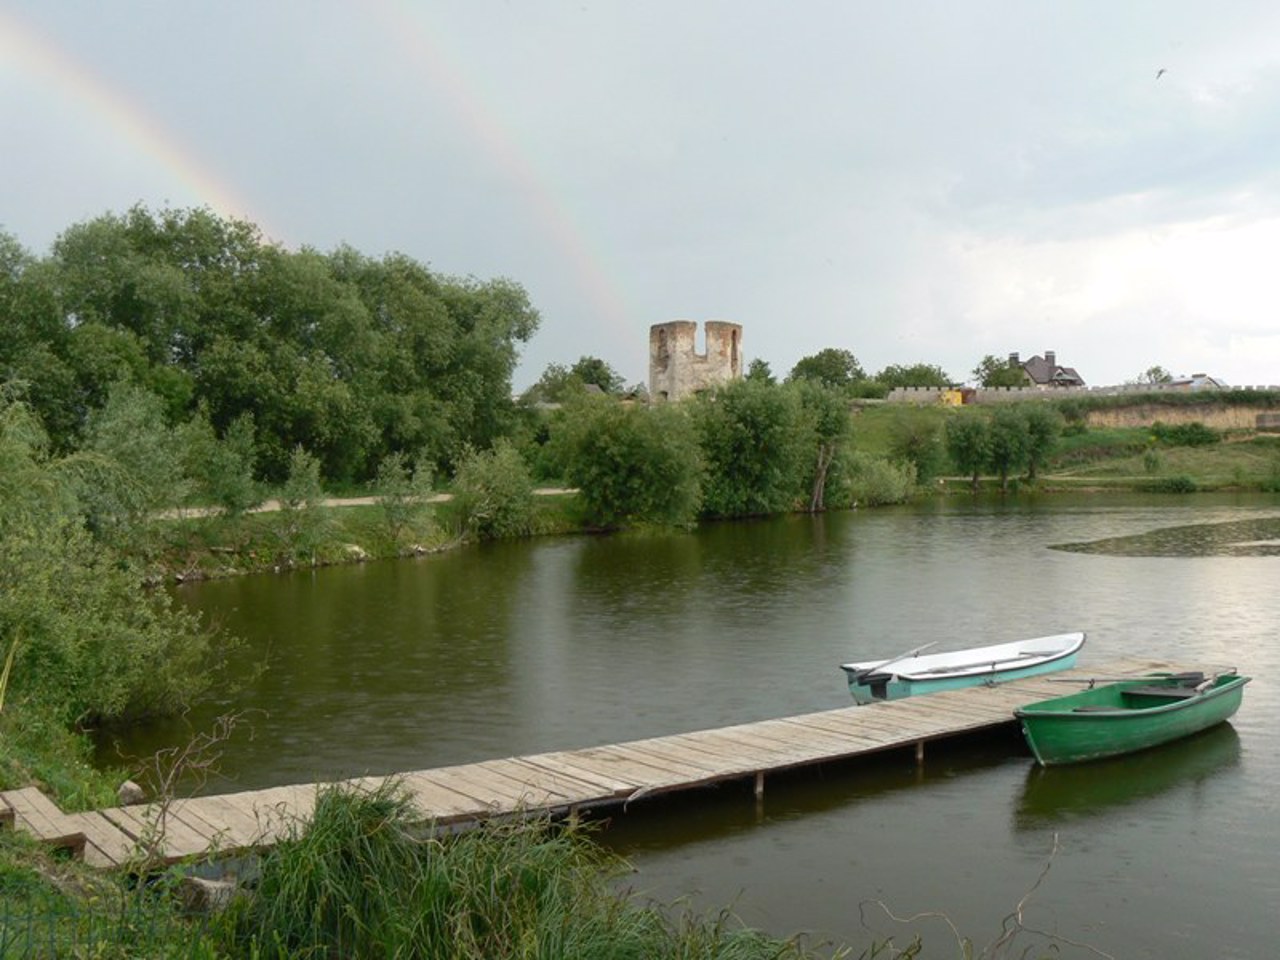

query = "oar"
[{"left": 848, "top": 642, "right": 938, "bottom": 683}]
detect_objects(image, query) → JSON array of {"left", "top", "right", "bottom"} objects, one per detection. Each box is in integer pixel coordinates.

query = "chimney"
[
  {"left": 1045, "top": 350, "right": 1056, "bottom": 370},
  {"left": 1008, "top": 352, "right": 1020, "bottom": 367}
]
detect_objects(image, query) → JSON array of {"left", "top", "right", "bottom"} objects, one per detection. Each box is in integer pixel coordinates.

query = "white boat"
[{"left": 840, "top": 632, "right": 1086, "bottom": 704}]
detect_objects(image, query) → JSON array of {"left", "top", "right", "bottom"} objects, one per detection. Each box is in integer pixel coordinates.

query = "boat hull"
[
  {"left": 1015, "top": 674, "right": 1250, "bottom": 766},
  {"left": 846, "top": 653, "right": 1082, "bottom": 704},
  {"left": 842, "top": 632, "right": 1085, "bottom": 705}
]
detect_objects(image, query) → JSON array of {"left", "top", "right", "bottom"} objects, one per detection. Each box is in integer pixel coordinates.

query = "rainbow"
[
  {"left": 2, "top": 5, "right": 632, "bottom": 343},
  {"left": 370, "top": 1, "right": 634, "bottom": 336},
  {"left": 0, "top": 8, "right": 274, "bottom": 239}
]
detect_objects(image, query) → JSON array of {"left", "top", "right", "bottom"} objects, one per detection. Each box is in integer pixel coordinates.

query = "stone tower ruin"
[{"left": 648, "top": 321, "right": 742, "bottom": 401}]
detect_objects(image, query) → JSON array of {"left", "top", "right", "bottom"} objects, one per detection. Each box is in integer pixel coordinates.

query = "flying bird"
[{"left": 1156, "top": 68, "right": 1166, "bottom": 79}]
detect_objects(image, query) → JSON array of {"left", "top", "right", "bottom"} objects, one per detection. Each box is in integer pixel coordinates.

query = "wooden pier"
[{"left": 1, "top": 658, "right": 1173, "bottom": 869}]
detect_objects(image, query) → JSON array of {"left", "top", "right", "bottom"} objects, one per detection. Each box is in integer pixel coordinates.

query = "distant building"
[
  {"left": 649, "top": 321, "right": 742, "bottom": 401},
  {"left": 1167, "top": 373, "right": 1227, "bottom": 391},
  {"left": 1009, "top": 350, "right": 1085, "bottom": 388}
]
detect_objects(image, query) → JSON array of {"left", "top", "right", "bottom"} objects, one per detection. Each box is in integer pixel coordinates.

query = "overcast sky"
[{"left": 4, "top": 1, "right": 1280, "bottom": 390}]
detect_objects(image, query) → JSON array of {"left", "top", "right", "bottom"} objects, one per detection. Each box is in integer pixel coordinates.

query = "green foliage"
[
  {"left": 987, "top": 407, "right": 1030, "bottom": 492},
  {"left": 1149, "top": 420, "right": 1221, "bottom": 447},
  {"left": 180, "top": 407, "right": 260, "bottom": 516},
  {"left": 695, "top": 380, "right": 809, "bottom": 518},
  {"left": 0, "top": 396, "right": 221, "bottom": 726},
  {"left": 8, "top": 205, "right": 539, "bottom": 484},
  {"left": 789, "top": 380, "right": 854, "bottom": 512},
  {"left": 745, "top": 358, "right": 775, "bottom": 384},
  {"left": 271, "top": 445, "right": 333, "bottom": 561},
  {"left": 1147, "top": 474, "right": 1198, "bottom": 493},
  {"left": 972, "top": 354, "right": 1026, "bottom": 388},
  {"left": 373, "top": 450, "right": 434, "bottom": 548},
  {"left": 452, "top": 438, "right": 536, "bottom": 539},
  {"left": 887, "top": 409, "right": 944, "bottom": 483},
  {"left": 1132, "top": 364, "right": 1174, "bottom": 384},
  {"left": 224, "top": 780, "right": 828, "bottom": 960},
  {"left": 846, "top": 452, "right": 916, "bottom": 505},
  {"left": 554, "top": 396, "right": 702, "bottom": 528},
  {"left": 1020, "top": 404, "right": 1063, "bottom": 480},
  {"left": 75, "top": 380, "right": 188, "bottom": 552},
  {"left": 945, "top": 414, "right": 990, "bottom": 490},
  {"left": 787, "top": 347, "right": 865, "bottom": 389},
  {"left": 875, "top": 362, "right": 951, "bottom": 388}
]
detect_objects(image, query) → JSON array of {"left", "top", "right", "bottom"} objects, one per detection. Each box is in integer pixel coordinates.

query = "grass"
[{"left": 1, "top": 782, "right": 847, "bottom": 960}]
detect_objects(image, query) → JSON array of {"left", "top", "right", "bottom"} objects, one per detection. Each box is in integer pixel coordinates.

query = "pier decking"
[{"left": 1, "top": 658, "right": 1176, "bottom": 869}]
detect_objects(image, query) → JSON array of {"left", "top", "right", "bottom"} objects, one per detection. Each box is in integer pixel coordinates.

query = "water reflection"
[
  {"left": 1053, "top": 516, "right": 1280, "bottom": 556},
  {"left": 1014, "top": 723, "right": 1241, "bottom": 831}
]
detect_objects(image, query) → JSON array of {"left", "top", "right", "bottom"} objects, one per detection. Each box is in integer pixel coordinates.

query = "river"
[{"left": 99, "top": 493, "right": 1280, "bottom": 958}]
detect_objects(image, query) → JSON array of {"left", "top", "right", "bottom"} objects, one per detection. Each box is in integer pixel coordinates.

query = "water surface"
[{"left": 100, "top": 493, "right": 1280, "bottom": 958}]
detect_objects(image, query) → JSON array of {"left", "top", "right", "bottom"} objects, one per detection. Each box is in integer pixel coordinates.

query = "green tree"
[
  {"left": 945, "top": 415, "right": 990, "bottom": 492},
  {"left": 1021, "top": 404, "right": 1063, "bottom": 481},
  {"left": 181, "top": 407, "right": 260, "bottom": 516},
  {"left": 76, "top": 380, "right": 188, "bottom": 553},
  {"left": 273, "top": 444, "right": 331, "bottom": 562},
  {"left": 695, "top": 379, "right": 808, "bottom": 518},
  {"left": 374, "top": 450, "right": 434, "bottom": 549},
  {"left": 789, "top": 380, "right": 852, "bottom": 512},
  {"left": 987, "top": 407, "right": 1030, "bottom": 492},
  {"left": 451, "top": 439, "right": 536, "bottom": 539},
  {"left": 554, "top": 396, "right": 701, "bottom": 528},
  {"left": 888, "top": 409, "right": 944, "bottom": 483},
  {"left": 0, "top": 394, "right": 219, "bottom": 725},
  {"left": 875, "top": 363, "right": 952, "bottom": 389},
  {"left": 972, "top": 354, "right": 1027, "bottom": 388},
  {"left": 745, "top": 358, "right": 775, "bottom": 384},
  {"left": 1132, "top": 365, "right": 1174, "bottom": 385},
  {"left": 787, "top": 348, "right": 865, "bottom": 389}
]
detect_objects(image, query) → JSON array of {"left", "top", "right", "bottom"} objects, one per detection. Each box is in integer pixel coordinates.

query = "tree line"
[{"left": 1, "top": 205, "right": 539, "bottom": 485}]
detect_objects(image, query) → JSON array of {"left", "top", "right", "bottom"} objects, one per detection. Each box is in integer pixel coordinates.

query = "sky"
[{"left": 3, "top": 2, "right": 1280, "bottom": 391}]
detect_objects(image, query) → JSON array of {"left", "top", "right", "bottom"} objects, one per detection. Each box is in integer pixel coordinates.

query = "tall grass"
[{"left": 227, "top": 779, "right": 836, "bottom": 959}]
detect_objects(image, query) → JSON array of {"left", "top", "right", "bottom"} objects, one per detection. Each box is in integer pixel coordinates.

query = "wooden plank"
[
  {"left": 501, "top": 758, "right": 628, "bottom": 802},
  {"left": 175, "top": 796, "right": 268, "bottom": 848},
  {"left": 3, "top": 788, "right": 84, "bottom": 853},
  {"left": 516, "top": 754, "right": 639, "bottom": 794},
  {"left": 398, "top": 772, "right": 496, "bottom": 820},
  {"left": 473, "top": 759, "right": 604, "bottom": 805},
  {"left": 63, "top": 813, "right": 133, "bottom": 867},
  {"left": 777, "top": 715, "right": 911, "bottom": 748}
]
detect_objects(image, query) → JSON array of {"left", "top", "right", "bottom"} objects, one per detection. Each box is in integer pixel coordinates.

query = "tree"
[
  {"left": 374, "top": 450, "right": 434, "bottom": 549},
  {"left": 745, "top": 358, "right": 775, "bottom": 384},
  {"left": 789, "top": 380, "right": 852, "bottom": 512},
  {"left": 987, "top": 407, "right": 1030, "bottom": 493},
  {"left": 451, "top": 439, "right": 536, "bottom": 539},
  {"left": 76, "top": 380, "right": 188, "bottom": 552},
  {"left": 695, "top": 379, "right": 808, "bottom": 517},
  {"left": 888, "top": 409, "right": 944, "bottom": 483},
  {"left": 0, "top": 393, "right": 219, "bottom": 725},
  {"left": 1021, "top": 405, "right": 1063, "bottom": 481},
  {"left": 787, "top": 348, "right": 865, "bottom": 389},
  {"left": 554, "top": 396, "right": 701, "bottom": 528},
  {"left": 1132, "top": 365, "right": 1174, "bottom": 385},
  {"left": 273, "top": 444, "right": 332, "bottom": 562},
  {"left": 181, "top": 407, "right": 260, "bottom": 516},
  {"left": 945, "top": 415, "right": 990, "bottom": 492},
  {"left": 875, "top": 363, "right": 951, "bottom": 389},
  {"left": 972, "top": 354, "right": 1027, "bottom": 388}
]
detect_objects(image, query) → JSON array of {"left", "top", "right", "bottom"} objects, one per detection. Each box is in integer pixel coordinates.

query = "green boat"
[{"left": 1014, "top": 671, "right": 1250, "bottom": 766}]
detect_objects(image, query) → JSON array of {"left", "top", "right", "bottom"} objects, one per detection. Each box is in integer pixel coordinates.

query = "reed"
[{"left": 226, "top": 778, "right": 832, "bottom": 959}]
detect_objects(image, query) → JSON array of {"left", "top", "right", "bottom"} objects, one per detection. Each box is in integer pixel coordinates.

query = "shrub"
[
  {"left": 1149, "top": 420, "right": 1220, "bottom": 447},
  {"left": 451, "top": 439, "right": 536, "bottom": 539},
  {"left": 846, "top": 452, "right": 916, "bottom": 505},
  {"left": 1148, "top": 474, "right": 1197, "bottom": 493}
]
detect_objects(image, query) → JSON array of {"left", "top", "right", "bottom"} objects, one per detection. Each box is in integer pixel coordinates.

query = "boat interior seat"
[
  {"left": 1122, "top": 685, "right": 1202, "bottom": 701},
  {"left": 1071, "top": 705, "right": 1120, "bottom": 713}
]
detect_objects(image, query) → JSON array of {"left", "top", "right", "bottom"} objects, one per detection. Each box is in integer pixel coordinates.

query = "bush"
[
  {"left": 1147, "top": 474, "right": 1198, "bottom": 493},
  {"left": 846, "top": 452, "right": 916, "bottom": 505},
  {"left": 451, "top": 439, "right": 536, "bottom": 539},
  {"left": 1150, "top": 421, "right": 1220, "bottom": 447}
]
